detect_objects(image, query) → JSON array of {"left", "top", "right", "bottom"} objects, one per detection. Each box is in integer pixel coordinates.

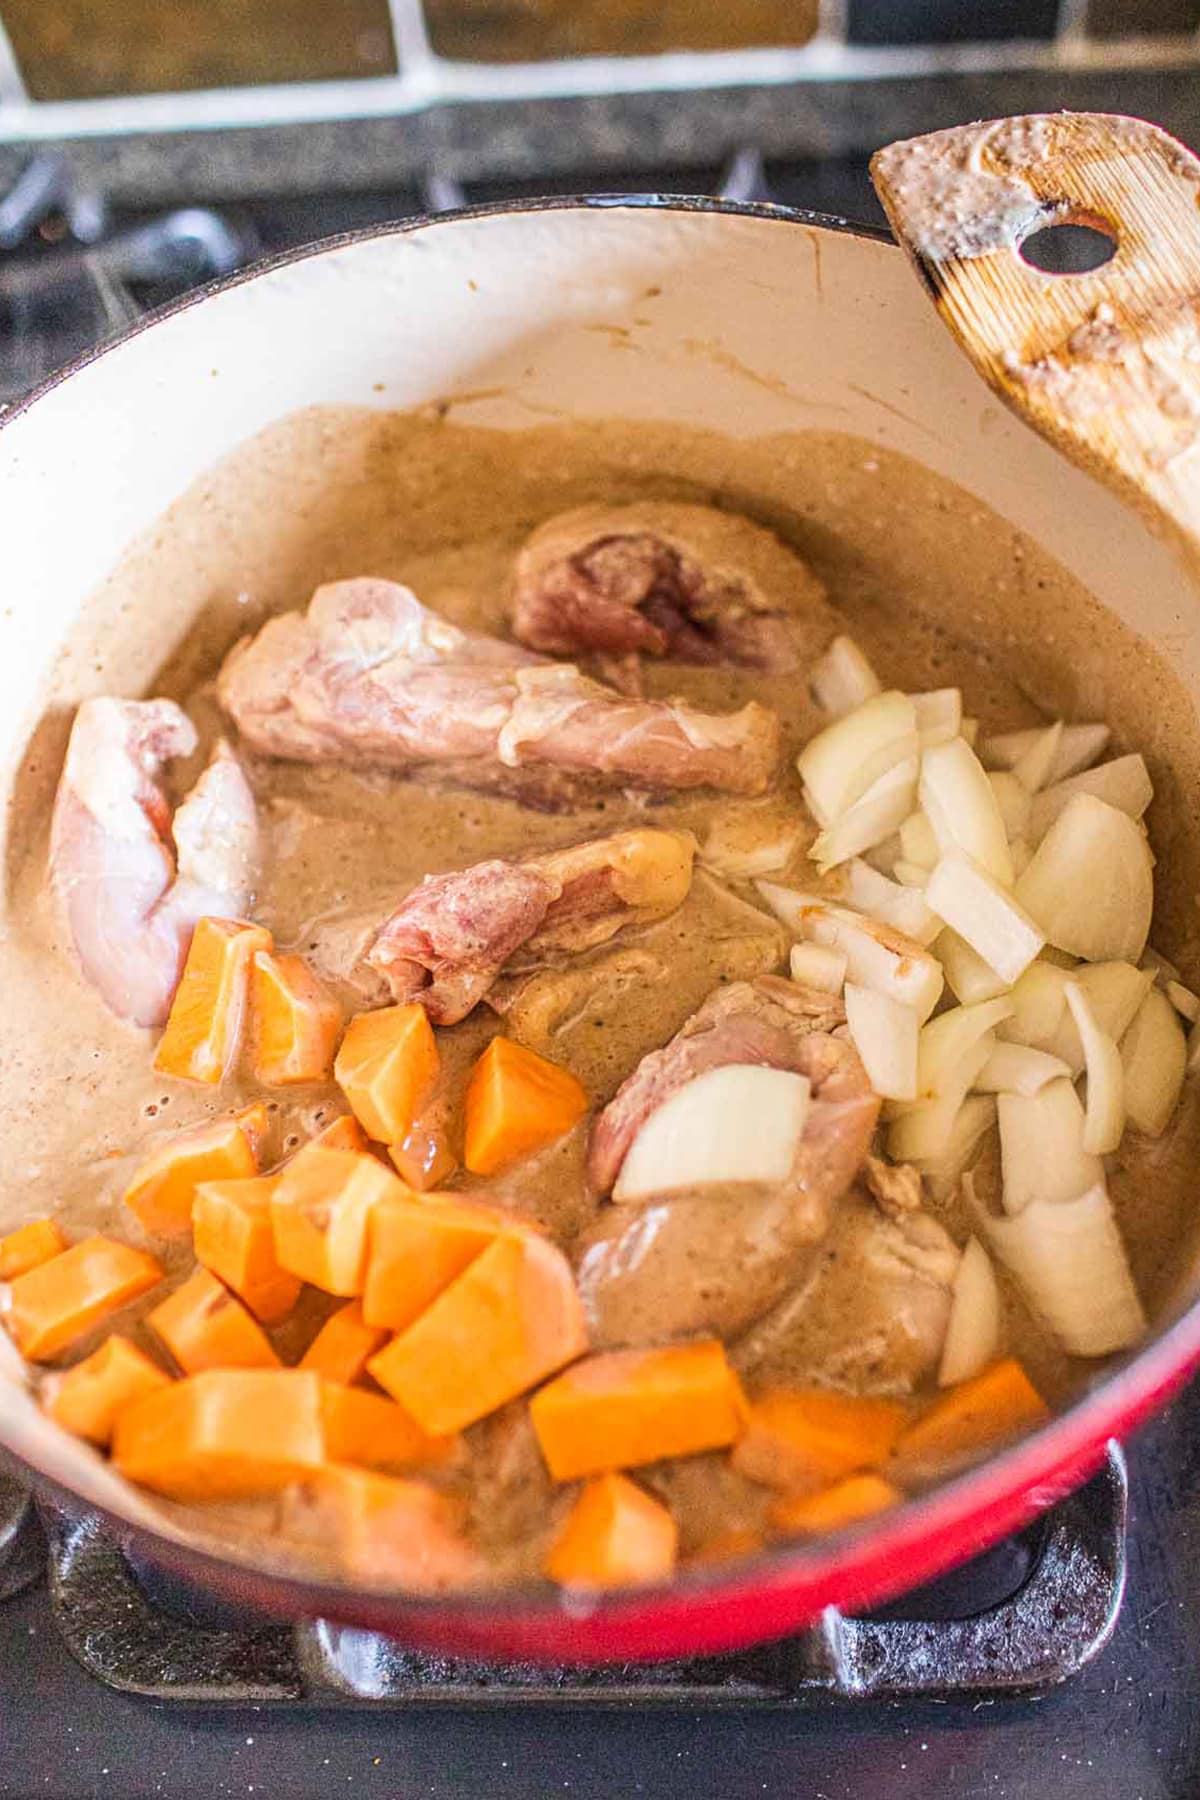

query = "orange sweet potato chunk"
[
  {"left": 192, "top": 1176, "right": 301, "bottom": 1324},
  {"left": 463, "top": 1037, "right": 588, "bottom": 1175},
  {"left": 334, "top": 1003, "right": 438, "bottom": 1144},
  {"left": 43, "top": 1335, "right": 171, "bottom": 1447},
  {"left": 155, "top": 917, "right": 273, "bottom": 1085},
  {"left": 147, "top": 1266, "right": 281, "bottom": 1374},
  {"left": 311, "top": 1115, "right": 369, "bottom": 1154},
  {"left": 545, "top": 1473, "right": 677, "bottom": 1589},
  {"left": 251, "top": 951, "right": 343, "bottom": 1086},
  {"left": 892, "top": 1358, "right": 1049, "bottom": 1482},
  {"left": 6, "top": 1236, "right": 163, "bottom": 1361},
  {"left": 731, "top": 1388, "right": 909, "bottom": 1495},
  {"left": 768, "top": 1473, "right": 903, "bottom": 1538},
  {"left": 319, "top": 1380, "right": 460, "bottom": 1474},
  {"left": 368, "top": 1231, "right": 587, "bottom": 1435},
  {"left": 113, "top": 1368, "right": 325, "bottom": 1500},
  {"left": 270, "top": 1144, "right": 405, "bottom": 1296},
  {"left": 362, "top": 1192, "right": 525, "bottom": 1333},
  {"left": 122, "top": 1109, "right": 263, "bottom": 1238},
  {"left": 388, "top": 1123, "right": 456, "bottom": 1191},
  {"left": 530, "top": 1341, "right": 746, "bottom": 1482},
  {"left": 280, "top": 1464, "right": 477, "bottom": 1588},
  {"left": 0, "top": 1219, "right": 66, "bottom": 1281},
  {"left": 298, "top": 1300, "right": 388, "bottom": 1385}
]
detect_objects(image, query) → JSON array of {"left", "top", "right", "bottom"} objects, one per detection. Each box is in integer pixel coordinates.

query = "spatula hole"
[{"left": 1019, "top": 222, "right": 1117, "bottom": 274}]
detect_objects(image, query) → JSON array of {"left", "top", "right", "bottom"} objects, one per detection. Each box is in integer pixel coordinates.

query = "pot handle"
[{"left": 871, "top": 113, "right": 1200, "bottom": 555}]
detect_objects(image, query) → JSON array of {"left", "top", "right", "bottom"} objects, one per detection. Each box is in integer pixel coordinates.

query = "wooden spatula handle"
[{"left": 871, "top": 113, "right": 1200, "bottom": 551}]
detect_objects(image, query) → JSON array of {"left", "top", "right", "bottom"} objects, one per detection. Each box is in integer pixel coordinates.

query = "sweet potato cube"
[
  {"left": 192, "top": 1176, "right": 301, "bottom": 1324},
  {"left": 122, "top": 1110, "right": 263, "bottom": 1238},
  {"left": 388, "top": 1123, "right": 456, "bottom": 1191},
  {"left": 0, "top": 1219, "right": 66, "bottom": 1281},
  {"left": 251, "top": 951, "right": 343, "bottom": 1086},
  {"left": 362, "top": 1193, "right": 524, "bottom": 1333},
  {"left": 368, "top": 1231, "right": 587, "bottom": 1434},
  {"left": 311, "top": 1115, "right": 369, "bottom": 1153},
  {"left": 43, "top": 1335, "right": 170, "bottom": 1447},
  {"left": 6, "top": 1236, "right": 163, "bottom": 1361},
  {"left": 768, "top": 1473, "right": 903, "bottom": 1538},
  {"left": 112, "top": 1368, "right": 325, "bottom": 1501},
  {"left": 270, "top": 1145, "right": 404, "bottom": 1295},
  {"left": 280, "top": 1465, "right": 477, "bottom": 1588},
  {"left": 531, "top": 1341, "right": 746, "bottom": 1481},
  {"left": 319, "top": 1381, "right": 459, "bottom": 1474},
  {"left": 154, "top": 917, "right": 272, "bottom": 1085},
  {"left": 892, "top": 1358, "right": 1049, "bottom": 1483},
  {"left": 731, "top": 1388, "right": 909, "bottom": 1495},
  {"left": 334, "top": 1003, "right": 438, "bottom": 1144},
  {"left": 147, "top": 1266, "right": 281, "bottom": 1374},
  {"left": 545, "top": 1473, "right": 677, "bottom": 1589},
  {"left": 298, "top": 1300, "right": 388, "bottom": 1385},
  {"left": 463, "top": 1037, "right": 588, "bottom": 1175}
]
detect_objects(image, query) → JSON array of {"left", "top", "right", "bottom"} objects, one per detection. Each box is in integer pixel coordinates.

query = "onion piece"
[
  {"left": 1010, "top": 720, "right": 1064, "bottom": 795},
  {"left": 936, "top": 927, "right": 1010, "bottom": 1006},
  {"left": 756, "top": 885, "right": 944, "bottom": 1021},
  {"left": 844, "top": 984, "right": 919, "bottom": 1102},
  {"left": 1009, "top": 838, "right": 1033, "bottom": 878},
  {"left": 614, "top": 1064, "right": 812, "bottom": 1202},
  {"left": 997, "top": 1078, "right": 1102, "bottom": 1214},
  {"left": 919, "top": 739, "right": 1013, "bottom": 886},
  {"left": 910, "top": 687, "right": 963, "bottom": 749},
  {"left": 975, "top": 1042, "right": 1072, "bottom": 1096},
  {"left": 921, "top": 1094, "right": 997, "bottom": 1201},
  {"left": 1120, "top": 985, "right": 1187, "bottom": 1138},
  {"left": 1043, "top": 961, "right": 1154, "bottom": 1075},
  {"left": 960, "top": 716, "right": 980, "bottom": 748},
  {"left": 797, "top": 691, "right": 918, "bottom": 826},
  {"left": 887, "top": 1036, "right": 996, "bottom": 1160},
  {"left": 981, "top": 721, "right": 1110, "bottom": 784},
  {"left": 1015, "top": 793, "right": 1153, "bottom": 965},
  {"left": 1064, "top": 982, "right": 1125, "bottom": 1154},
  {"left": 996, "top": 962, "right": 1070, "bottom": 1051},
  {"left": 917, "top": 997, "right": 1015, "bottom": 1100},
  {"left": 937, "top": 1237, "right": 1001, "bottom": 1387},
  {"left": 810, "top": 757, "right": 919, "bottom": 871},
  {"left": 925, "top": 853, "right": 1044, "bottom": 985},
  {"left": 987, "top": 771, "right": 1033, "bottom": 840},
  {"left": 899, "top": 810, "right": 940, "bottom": 870},
  {"left": 893, "top": 859, "right": 933, "bottom": 888},
  {"left": 845, "top": 857, "right": 940, "bottom": 946},
  {"left": 1141, "top": 945, "right": 1180, "bottom": 984},
  {"left": 980, "top": 1181, "right": 1145, "bottom": 1357},
  {"left": 1165, "top": 980, "right": 1200, "bottom": 1024},
  {"left": 863, "top": 833, "right": 903, "bottom": 876},
  {"left": 789, "top": 941, "right": 847, "bottom": 995},
  {"left": 1028, "top": 754, "right": 1153, "bottom": 846},
  {"left": 810, "top": 635, "right": 881, "bottom": 718}
]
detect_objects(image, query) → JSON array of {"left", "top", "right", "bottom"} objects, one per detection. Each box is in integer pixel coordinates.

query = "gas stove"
[{"left": 3, "top": 149, "right": 1200, "bottom": 1799}]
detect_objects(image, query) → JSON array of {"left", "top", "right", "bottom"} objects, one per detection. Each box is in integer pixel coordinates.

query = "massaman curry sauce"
[{"left": 4, "top": 406, "right": 1200, "bottom": 1588}]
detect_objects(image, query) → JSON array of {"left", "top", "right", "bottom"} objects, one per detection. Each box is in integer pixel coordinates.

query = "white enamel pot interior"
[{"left": 2, "top": 199, "right": 1200, "bottom": 1662}]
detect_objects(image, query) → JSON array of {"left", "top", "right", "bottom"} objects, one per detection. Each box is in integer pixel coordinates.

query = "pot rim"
[{"left": 4, "top": 191, "right": 1199, "bottom": 1644}]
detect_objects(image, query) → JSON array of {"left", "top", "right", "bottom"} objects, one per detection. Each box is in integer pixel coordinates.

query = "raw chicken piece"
[
  {"left": 365, "top": 828, "right": 695, "bottom": 1024},
  {"left": 49, "top": 698, "right": 258, "bottom": 1027},
  {"left": 511, "top": 502, "right": 828, "bottom": 672},
  {"left": 217, "top": 578, "right": 780, "bottom": 809},
  {"left": 575, "top": 977, "right": 879, "bottom": 1345}
]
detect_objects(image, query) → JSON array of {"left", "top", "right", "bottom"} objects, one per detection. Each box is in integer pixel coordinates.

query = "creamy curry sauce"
[{"left": 5, "top": 406, "right": 1200, "bottom": 1582}]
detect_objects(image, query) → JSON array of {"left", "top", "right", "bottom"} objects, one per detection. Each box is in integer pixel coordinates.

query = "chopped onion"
[
  {"left": 960, "top": 716, "right": 980, "bottom": 748},
  {"left": 789, "top": 941, "right": 847, "bottom": 995},
  {"left": 756, "top": 885, "right": 944, "bottom": 1021},
  {"left": 936, "top": 926, "right": 1011, "bottom": 1005},
  {"left": 1120, "top": 985, "right": 1187, "bottom": 1138},
  {"left": 925, "top": 853, "right": 1044, "bottom": 985},
  {"left": 980, "top": 1181, "right": 1145, "bottom": 1357},
  {"left": 1166, "top": 980, "right": 1199, "bottom": 1024},
  {"left": 1011, "top": 719, "right": 1064, "bottom": 795},
  {"left": 1009, "top": 838, "right": 1033, "bottom": 878},
  {"left": 844, "top": 983, "right": 919, "bottom": 1101},
  {"left": 996, "top": 962, "right": 1070, "bottom": 1051},
  {"left": 981, "top": 721, "right": 1110, "bottom": 785},
  {"left": 614, "top": 1064, "right": 812, "bottom": 1202},
  {"left": 910, "top": 687, "right": 963, "bottom": 749},
  {"left": 975, "top": 1042, "right": 1072, "bottom": 1096},
  {"left": 893, "top": 859, "right": 934, "bottom": 888},
  {"left": 1188, "top": 1016, "right": 1200, "bottom": 1074},
  {"left": 1039, "top": 946, "right": 1080, "bottom": 969},
  {"left": 997, "top": 1078, "right": 1102, "bottom": 1214},
  {"left": 810, "top": 634, "right": 881, "bottom": 718},
  {"left": 1141, "top": 945, "right": 1180, "bottom": 984},
  {"left": 797, "top": 690, "right": 918, "bottom": 826},
  {"left": 919, "top": 738, "right": 1013, "bottom": 886},
  {"left": 938, "top": 1237, "right": 1001, "bottom": 1387},
  {"left": 921, "top": 1094, "right": 997, "bottom": 1200},
  {"left": 1064, "top": 982, "right": 1125, "bottom": 1154},
  {"left": 1015, "top": 793, "right": 1153, "bottom": 964},
  {"left": 917, "top": 997, "right": 1015, "bottom": 1100},
  {"left": 863, "top": 833, "right": 903, "bottom": 876},
  {"left": 810, "top": 757, "right": 919, "bottom": 871},
  {"left": 987, "top": 771, "right": 1033, "bottom": 840},
  {"left": 887, "top": 1036, "right": 996, "bottom": 1161},
  {"left": 1028, "top": 754, "right": 1153, "bottom": 846},
  {"left": 1044, "top": 961, "right": 1154, "bottom": 1074},
  {"left": 845, "top": 857, "right": 940, "bottom": 945},
  {"left": 899, "top": 809, "right": 940, "bottom": 870}
]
